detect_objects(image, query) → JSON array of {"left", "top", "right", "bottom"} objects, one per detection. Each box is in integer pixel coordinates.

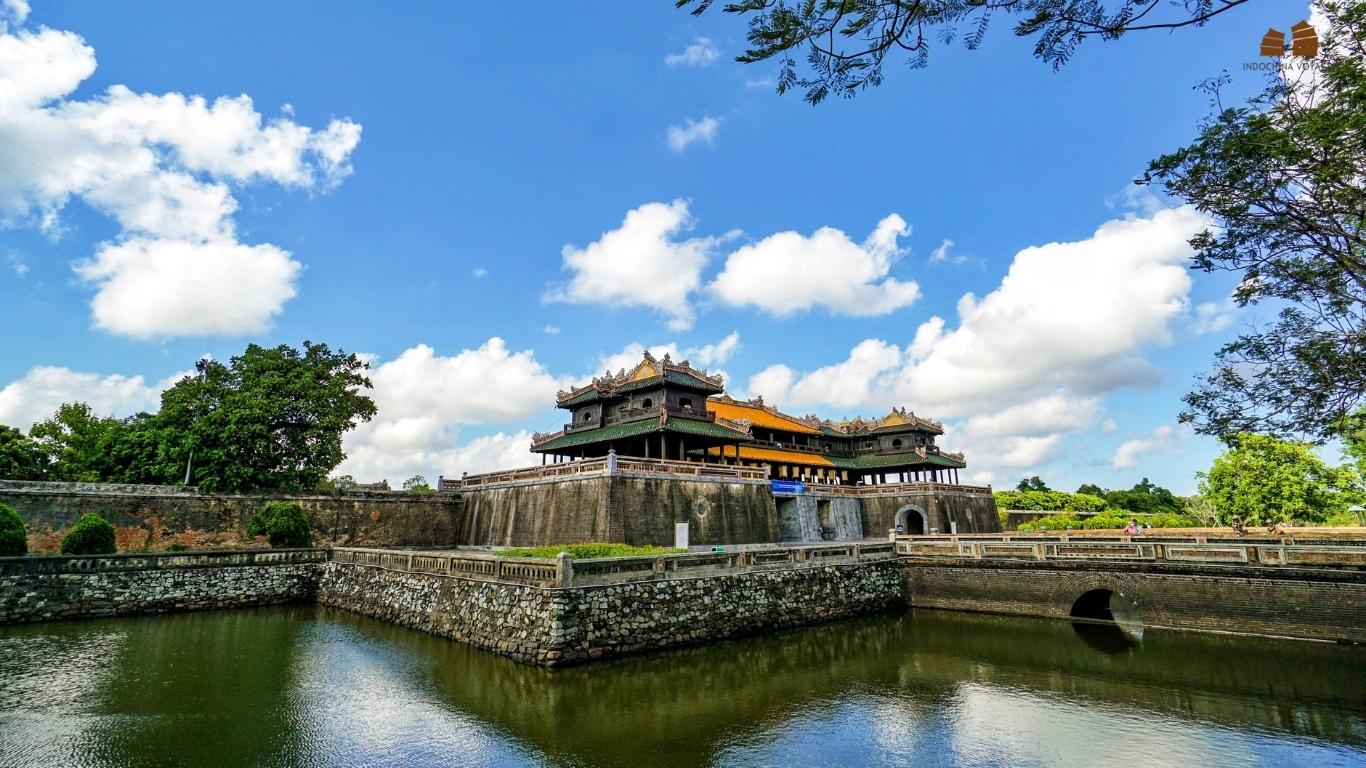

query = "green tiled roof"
[
  {"left": 835, "top": 452, "right": 966, "bottom": 470},
  {"left": 558, "top": 388, "right": 601, "bottom": 407},
  {"left": 532, "top": 417, "right": 750, "bottom": 452}
]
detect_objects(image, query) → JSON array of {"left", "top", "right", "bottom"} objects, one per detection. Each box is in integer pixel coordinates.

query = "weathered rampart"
[{"left": 0, "top": 479, "right": 461, "bottom": 547}]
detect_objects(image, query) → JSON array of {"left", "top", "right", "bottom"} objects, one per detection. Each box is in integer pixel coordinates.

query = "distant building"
[{"left": 531, "top": 351, "right": 967, "bottom": 485}]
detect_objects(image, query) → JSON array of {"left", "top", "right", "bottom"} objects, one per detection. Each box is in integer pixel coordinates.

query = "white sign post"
[{"left": 674, "top": 522, "right": 689, "bottom": 550}]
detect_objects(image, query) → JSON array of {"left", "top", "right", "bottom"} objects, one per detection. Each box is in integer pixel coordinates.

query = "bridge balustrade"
[{"left": 893, "top": 535, "right": 1366, "bottom": 569}]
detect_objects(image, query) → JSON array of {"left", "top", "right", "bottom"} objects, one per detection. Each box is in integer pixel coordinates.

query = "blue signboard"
[{"left": 770, "top": 480, "right": 805, "bottom": 495}]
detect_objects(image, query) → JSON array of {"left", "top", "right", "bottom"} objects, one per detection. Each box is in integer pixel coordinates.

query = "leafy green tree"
[
  {"left": 0, "top": 425, "right": 46, "bottom": 480},
  {"left": 1200, "top": 433, "right": 1362, "bottom": 525},
  {"left": 1104, "top": 477, "right": 1183, "bottom": 515},
  {"left": 246, "top": 502, "right": 314, "bottom": 548},
  {"left": 96, "top": 413, "right": 179, "bottom": 485},
  {"left": 1015, "top": 475, "right": 1050, "bottom": 492},
  {"left": 60, "top": 513, "right": 116, "bottom": 555},
  {"left": 29, "top": 403, "right": 118, "bottom": 482},
  {"left": 0, "top": 503, "right": 27, "bottom": 556},
  {"left": 679, "top": 0, "right": 1258, "bottom": 103},
  {"left": 403, "top": 474, "right": 431, "bottom": 493},
  {"left": 1144, "top": 2, "right": 1366, "bottom": 442},
  {"left": 1076, "top": 483, "right": 1104, "bottom": 496},
  {"left": 158, "top": 341, "right": 376, "bottom": 492}
]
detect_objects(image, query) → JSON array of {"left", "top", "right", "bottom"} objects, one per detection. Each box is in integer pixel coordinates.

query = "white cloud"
[
  {"left": 0, "top": 365, "right": 185, "bottom": 430},
  {"left": 711, "top": 213, "right": 920, "bottom": 317},
  {"left": 588, "top": 332, "right": 741, "bottom": 385},
  {"left": 1112, "top": 424, "right": 1183, "bottom": 469},
  {"left": 336, "top": 339, "right": 563, "bottom": 483},
  {"left": 545, "top": 200, "right": 717, "bottom": 331},
  {"left": 472, "top": 267, "right": 488, "bottom": 278},
  {"left": 928, "top": 239, "right": 955, "bottom": 264},
  {"left": 0, "top": 21, "right": 360, "bottom": 337},
  {"left": 542, "top": 325, "right": 560, "bottom": 335},
  {"left": 744, "top": 76, "right": 775, "bottom": 89},
  {"left": 1189, "top": 298, "right": 1237, "bottom": 335},
  {"left": 664, "top": 37, "right": 719, "bottom": 67},
  {"left": 1, "top": 0, "right": 28, "bottom": 25},
  {"left": 76, "top": 238, "right": 299, "bottom": 338},
  {"left": 666, "top": 115, "right": 720, "bottom": 152},
  {"left": 743, "top": 205, "right": 1209, "bottom": 479}
]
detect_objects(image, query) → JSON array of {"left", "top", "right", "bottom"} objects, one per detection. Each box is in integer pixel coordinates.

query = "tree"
[
  {"left": 1144, "top": 2, "right": 1366, "bottom": 442},
  {"left": 1016, "top": 475, "right": 1050, "bottom": 492},
  {"left": 403, "top": 474, "right": 430, "bottom": 493},
  {"left": 678, "top": 0, "right": 1257, "bottom": 103},
  {"left": 157, "top": 341, "right": 376, "bottom": 492},
  {"left": 1199, "top": 433, "right": 1361, "bottom": 525},
  {"left": 245, "top": 502, "right": 314, "bottom": 549},
  {"left": 29, "top": 403, "right": 118, "bottom": 482},
  {"left": 1104, "top": 477, "right": 1183, "bottom": 515},
  {"left": 1076, "top": 483, "right": 1104, "bottom": 496},
  {"left": 0, "top": 503, "right": 26, "bottom": 556},
  {"left": 0, "top": 425, "right": 46, "bottom": 480},
  {"left": 60, "top": 513, "right": 116, "bottom": 555}
]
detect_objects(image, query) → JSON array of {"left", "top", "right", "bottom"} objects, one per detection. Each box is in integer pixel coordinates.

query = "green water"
[{"left": 0, "top": 606, "right": 1363, "bottom": 768}]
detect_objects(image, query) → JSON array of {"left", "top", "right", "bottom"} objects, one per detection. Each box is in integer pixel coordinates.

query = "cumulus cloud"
[
  {"left": 664, "top": 37, "right": 719, "bottom": 67},
  {"left": 336, "top": 339, "right": 563, "bottom": 483},
  {"left": 1189, "top": 297, "right": 1238, "bottom": 335},
  {"left": 0, "top": 365, "right": 186, "bottom": 430},
  {"left": 1112, "top": 425, "right": 1183, "bottom": 469},
  {"left": 928, "top": 239, "right": 955, "bottom": 264},
  {"left": 666, "top": 115, "right": 720, "bottom": 152},
  {"left": 545, "top": 200, "right": 718, "bottom": 330},
  {"left": 710, "top": 213, "right": 920, "bottom": 317},
  {"left": 0, "top": 20, "right": 360, "bottom": 337},
  {"left": 588, "top": 332, "right": 742, "bottom": 387},
  {"left": 744, "top": 205, "right": 1210, "bottom": 480}
]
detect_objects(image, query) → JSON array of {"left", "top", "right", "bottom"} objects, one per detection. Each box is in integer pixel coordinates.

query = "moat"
[{"left": 1, "top": 607, "right": 1362, "bottom": 768}]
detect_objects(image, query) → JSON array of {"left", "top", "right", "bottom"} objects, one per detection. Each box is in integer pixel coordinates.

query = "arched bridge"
[{"left": 893, "top": 534, "right": 1366, "bottom": 644}]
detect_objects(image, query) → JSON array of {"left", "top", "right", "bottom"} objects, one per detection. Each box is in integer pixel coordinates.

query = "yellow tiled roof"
[
  {"left": 708, "top": 445, "right": 836, "bottom": 467},
  {"left": 707, "top": 398, "right": 821, "bottom": 435}
]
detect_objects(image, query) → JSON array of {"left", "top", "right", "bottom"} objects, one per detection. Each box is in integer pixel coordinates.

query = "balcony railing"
[
  {"left": 562, "top": 403, "right": 716, "bottom": 433},
  {"left": 453, "top": 454, "right": 768, "bottom": 490}
]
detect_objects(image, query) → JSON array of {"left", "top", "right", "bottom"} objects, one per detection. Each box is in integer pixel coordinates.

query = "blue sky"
[{"left": 0, "top": 0, "right": 1319, "bottom": 492}]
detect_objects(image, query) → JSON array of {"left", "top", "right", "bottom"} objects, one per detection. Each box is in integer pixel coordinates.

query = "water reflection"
[{"left": 0, "top": 606, "right": 1362, "bottom": 768}]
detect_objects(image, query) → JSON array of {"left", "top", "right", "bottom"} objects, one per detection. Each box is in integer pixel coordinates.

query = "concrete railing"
[
  {"left": 810, "top": 481, "right": 994, "bottom": 498},
  {"left": 894, "top": 535, "right": 1366, "bottom": 569},
  {"left": 0, "top": 548, "right": 328, "bottom": 577},
  {"left": 331, "top": 542, "right": 897, "bottom": 589},
  {"left": 454, "top": 455, "right": 768, "bottom": 490}
]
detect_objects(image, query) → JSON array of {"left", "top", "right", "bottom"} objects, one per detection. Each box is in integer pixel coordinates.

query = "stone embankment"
[
  {"left": 0, "top": 549, "right": 325, "bottom": 624},
  {"left": 316, "top": 544, "right": 904, "bottom": 665}
]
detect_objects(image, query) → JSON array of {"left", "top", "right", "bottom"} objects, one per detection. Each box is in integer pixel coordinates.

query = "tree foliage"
[
  {"left": 994, "top": 489, "right": 1107, "bottom": 512},
  {"left": 1199, "top": 433, "right": 1361, "bottom": 525},
  {"left": 679, "top": 0, "right": 1256, "bottom": 103},
  {"left": 1015, "top": 475, "right": 1050, "bottom": 492},
  {"left": 0, "top": 426, "right": 46, "bottom": 481},
  {"left": 0, "top": 503, "right": 26, "bottom": 556},
  {"left": 245, "top": 502, "right": 314, "bottom": 549},
  {"left": 1102, "top": 477, "right": 1184, "bottom": 515},
  {"left": 1144, "top": 2, "right": 1366, "bottom": 442},
  {"left": 29, "top": 403, "right": 118, "bottom": 482},
  {"left": 60, "top": 513, "right": 116, "bottom": 555}
]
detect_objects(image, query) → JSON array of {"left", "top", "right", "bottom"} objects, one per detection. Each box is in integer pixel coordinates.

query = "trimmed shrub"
[
  {"left": 246, "top": 502, "right": 314, "bottom": 549},
  {"left": 60, "top": 513, "right": 116, "bottom": 555},
  {"left": 0, "top": 503, "right": 26, "bottom": 556}
]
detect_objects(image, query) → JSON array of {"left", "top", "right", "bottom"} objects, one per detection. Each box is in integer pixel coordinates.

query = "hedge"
[{"left": 0, "top": 503, "right": 25, "bottom": 557}]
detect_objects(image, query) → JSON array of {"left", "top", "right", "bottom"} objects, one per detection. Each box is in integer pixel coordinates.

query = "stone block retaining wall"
[
  {"left": 316, "top": 558, "right": 906, "bottom": 666},
  {"left": 0, "top": 550, "right": 325, "bottom": 625}
]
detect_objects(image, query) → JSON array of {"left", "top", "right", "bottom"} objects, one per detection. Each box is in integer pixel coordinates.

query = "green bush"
[
  {"left": 994, "top": 490, "right": 1108, "bottom": 513},
  {"left": 246, "top": 502, "right": 314, "bottom": 548},
  {"left": 496, "top": 543, "right": 685, "bottom": 559},
  {"left": 0, "top": 503, "right": 26, "bottom": 556},
  {"left": 60, "top": 513, "right": 116, "bottom": 555}
]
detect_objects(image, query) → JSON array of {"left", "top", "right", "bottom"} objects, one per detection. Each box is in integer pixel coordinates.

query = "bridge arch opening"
[
  {"left": 894, "top": 505, "right": 928, "bottom": 536},
  {"left": 1069, "top": 588, "right": 1144, "bottom": 640}
]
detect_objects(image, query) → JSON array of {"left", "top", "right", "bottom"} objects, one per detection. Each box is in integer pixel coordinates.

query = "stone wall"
[
  {"left": 459, "top": 475, "right": 780, "bottom": 547},
  {"left": 904, "top": 559, "right": 1366, "bottom": 643},
  {"left": 859, "top": 492, "right": 999, "bottom": 536},
  {"left": 0, "top": 479, "right": 461, "bottom": 547},
  {"left": 459, "top": 474, "right": 999, "bottom": 547},
  {"left": 317, "top": 558, "right": 905, "bottom": 666},
  {"left": 0, "top": 550, "right": 324, "bottom": 625}
]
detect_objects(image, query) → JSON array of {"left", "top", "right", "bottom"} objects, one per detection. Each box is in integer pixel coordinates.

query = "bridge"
[{"left": 893, "top": 533, "right": 1366, "bottom": 644}]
